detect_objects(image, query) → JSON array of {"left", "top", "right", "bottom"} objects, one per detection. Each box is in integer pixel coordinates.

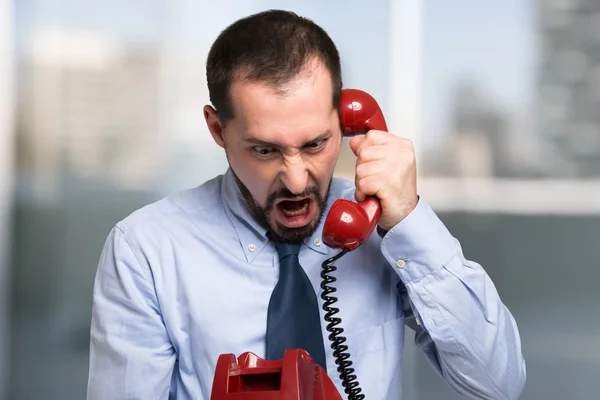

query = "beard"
[{"left": 230, "top": 169, "right": 331, "bottom": 244}]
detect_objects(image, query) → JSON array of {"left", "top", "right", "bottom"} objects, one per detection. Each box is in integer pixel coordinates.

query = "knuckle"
[
  {"left": 355, "top": 177, "right": 366, "bottom": 192},
  {"left": 357, "top": 146, "right": 368, "bottom": 160},
  {"left": 401, "top": 138, "right": 415, "bottom": 150},
  {"left": 357, "top": 177, "right": 374, "bottom": 194},
  {"left": 365, "top": 130, "right": 382, "bottom": 143},
  {"left": 404, "top": 149, "right": 416, "bottom": 165},
  {"left": 355, "top": 163, "right": 365, "bottom": 177}
]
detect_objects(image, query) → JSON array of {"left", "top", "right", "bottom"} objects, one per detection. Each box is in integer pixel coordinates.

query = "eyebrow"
[{"left": 244, "top": 130, "right": 332, "bottom": 148}]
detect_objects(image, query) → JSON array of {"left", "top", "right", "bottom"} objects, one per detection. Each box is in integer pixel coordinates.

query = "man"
[{"left": 87, "top": 9, "right": 526, "bottom": 400}]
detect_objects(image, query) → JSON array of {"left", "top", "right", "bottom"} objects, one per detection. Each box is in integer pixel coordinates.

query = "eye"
[
  {"left": 304, "top": 139, "right": 327, "bottom": 152},
  {"left": 252, "top": 146, "right": 276, "bottom": 158}
]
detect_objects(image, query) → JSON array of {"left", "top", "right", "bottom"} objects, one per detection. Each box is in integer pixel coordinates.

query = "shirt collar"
[
  {"left": 221, "top": 168, "right": 270, "bottom": 263},
  {"left": 220, "top": 168, "right": 337, "bottom": 262}
]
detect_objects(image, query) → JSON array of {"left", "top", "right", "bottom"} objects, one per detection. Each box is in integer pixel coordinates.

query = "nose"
[{"left": 280, "top": 155, "right": 309, "bottom": 195}]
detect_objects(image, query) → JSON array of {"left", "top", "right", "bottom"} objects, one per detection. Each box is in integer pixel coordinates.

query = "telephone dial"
[{"left": 211, "top": 89, "right": 388, "bottom": 400}]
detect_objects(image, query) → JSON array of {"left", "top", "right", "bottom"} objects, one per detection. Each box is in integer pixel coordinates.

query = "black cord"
[{"left": 320, "top": 249, "right": 365, "bottom": 400}]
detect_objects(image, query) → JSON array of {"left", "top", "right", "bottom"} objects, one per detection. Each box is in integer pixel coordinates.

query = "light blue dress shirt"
[{"left": 87, "top": 168, "right": 526, "bottom": 399}]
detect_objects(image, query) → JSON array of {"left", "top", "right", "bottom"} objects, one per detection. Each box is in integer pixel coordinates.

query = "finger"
[
  {"left": 362, "top": 132, "right": 414, "bottom": 154},
  {"left": 356, "top": 130, "right": 399, "bottom": 158},
  {"left": 356, "top": 144, "right": 389, "bottom": 162},
  {"left": 355, "top": 159, "right": 389, "bottom": 180},
  {"left": 354, "top": 173, "right": 366, "bottom": 202},
  {"left": 359, "top": 130, "right": 391, "bottom": 151},
  {"left": 365, "top": 129, "right": 391, "bottom": 144},
  {"left": 355, "top": 174, "right": 385, "bottom": 203},
  {"left": 349, "top": 136, "right": 364, "bottom": 157}
]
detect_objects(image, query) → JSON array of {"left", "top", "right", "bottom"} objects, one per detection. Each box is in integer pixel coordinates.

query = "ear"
[{"left": 203, "top": 105, "right": 225, "bottom": 148}]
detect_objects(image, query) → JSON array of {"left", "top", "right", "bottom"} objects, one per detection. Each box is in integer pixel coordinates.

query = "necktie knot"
[{"left": 273, "top": 240, "right": 301, "bottom": 260}]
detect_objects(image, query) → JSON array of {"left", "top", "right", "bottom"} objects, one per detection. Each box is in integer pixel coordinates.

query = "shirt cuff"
[{"left": 380, "top": 196, "right": 458, "bottom": 284}]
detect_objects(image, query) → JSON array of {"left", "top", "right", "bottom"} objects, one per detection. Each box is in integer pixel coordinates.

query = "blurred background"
[{"left": 1, "top": 0, "right": 599, "bottom": 398}]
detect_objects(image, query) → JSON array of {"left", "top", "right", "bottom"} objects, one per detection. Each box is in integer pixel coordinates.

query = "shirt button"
[
  {"left": 313, "top": 238, "right": 321, "bottom": 246},
  {"left": 396, "top": 259, "right": 406, "bottom": 268},
  {"left": 248, "top": 244, "right": 256, "bottom": 252}
]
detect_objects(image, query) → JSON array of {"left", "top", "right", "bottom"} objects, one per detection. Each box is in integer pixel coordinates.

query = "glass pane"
[
  {"left": 419, "top": 1, "right": 600, "bottom": 399},
  {"left": 12, "top": 1, "right": 168, "bottom": 399},
  {"left": 10, "top": 1, "right": 392, "bottom": 399}
]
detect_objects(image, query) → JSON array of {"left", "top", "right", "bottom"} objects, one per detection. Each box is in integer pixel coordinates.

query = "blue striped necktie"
[{"left": 265, "top": 240, "right": 327, "bottom": 372}]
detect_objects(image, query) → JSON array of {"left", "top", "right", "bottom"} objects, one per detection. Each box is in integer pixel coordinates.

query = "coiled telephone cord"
[{"left": 320, "top": 249, "right": 365, "bottom": 400}]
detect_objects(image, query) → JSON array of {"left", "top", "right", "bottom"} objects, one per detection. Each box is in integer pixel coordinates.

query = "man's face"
[{"left": 205, "top": 60, "right": 342, "bottom": 243}]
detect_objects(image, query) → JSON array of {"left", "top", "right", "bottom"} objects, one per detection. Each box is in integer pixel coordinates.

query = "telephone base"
[{"left": 210, "top": 349, "right": 342, "bottom": 400}]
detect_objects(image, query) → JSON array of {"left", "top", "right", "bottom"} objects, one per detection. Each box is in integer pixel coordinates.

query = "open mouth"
[
  {"left": 274, "top": 198, "right": 316, "bottom": 228},
  {"left": 278, "top": 199, "right": 310, "bottom": 216}
]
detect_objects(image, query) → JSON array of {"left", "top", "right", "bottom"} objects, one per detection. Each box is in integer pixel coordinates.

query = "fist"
[{"left": 349, "top": 130, "right": 418, "bottom": 231}]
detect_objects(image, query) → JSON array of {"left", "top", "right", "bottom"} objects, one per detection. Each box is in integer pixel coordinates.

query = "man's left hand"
[{"left": 349, "top": 130, "right": 418, "bottom": 231}]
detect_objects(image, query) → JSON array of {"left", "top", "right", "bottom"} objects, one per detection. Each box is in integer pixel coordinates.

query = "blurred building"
[
  {"left": 428, "top": 79, "right": 521, "bottom": 178},
  {"left": 538, "top": 0, "right": 600, "bottom": 177},
  {"left": 17, "top": 29, "right": 163, "bottom": 204}
]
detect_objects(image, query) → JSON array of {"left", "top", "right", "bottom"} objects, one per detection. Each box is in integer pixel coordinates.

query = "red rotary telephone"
[{"left": 210, "top": 88, "right": 388, "bottom": 400}]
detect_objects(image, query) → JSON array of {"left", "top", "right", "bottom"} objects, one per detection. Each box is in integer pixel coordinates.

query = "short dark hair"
[{"left": 206, "top": 9, "right": 342, "bottom": 124}]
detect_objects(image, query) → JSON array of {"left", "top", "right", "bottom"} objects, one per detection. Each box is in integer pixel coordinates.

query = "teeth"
[{"left": 282, "top": 202, "right": 309, "bottom": 217}]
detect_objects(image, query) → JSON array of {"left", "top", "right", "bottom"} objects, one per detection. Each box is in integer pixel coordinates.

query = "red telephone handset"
[{"left": 322, "top": 89, "right": 388, "bottom": 251}]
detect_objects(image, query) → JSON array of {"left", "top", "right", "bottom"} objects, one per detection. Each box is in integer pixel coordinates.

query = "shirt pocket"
[
  {"left": 342, "top": 316, "right": 405, "bottom": 357},
  {"left": 325, "top": 317, "right": 405, "bottom": 398}
]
